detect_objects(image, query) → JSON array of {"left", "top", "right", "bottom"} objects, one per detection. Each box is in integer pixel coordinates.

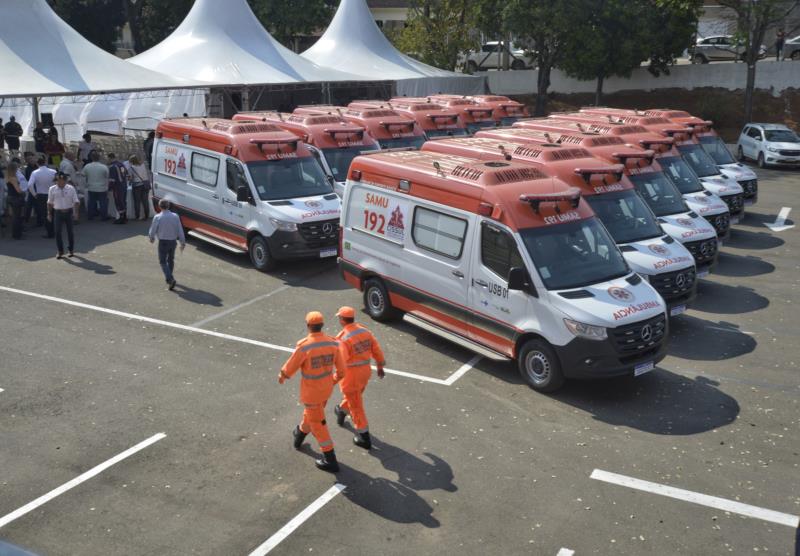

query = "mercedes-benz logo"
[
  {"left": 700, "top": 241, "right": 712, "bottom": 256},
  {"left": 322, "top": 223, "right": 333, "bottom": 234},
  {"left": 675, "top": 273, "right": 687, "bottom": 289},
  {"left": 640, "top": 324, "right": 653, "bottom": 342}
]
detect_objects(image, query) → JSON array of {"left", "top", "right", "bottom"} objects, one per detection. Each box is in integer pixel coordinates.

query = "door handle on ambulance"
[
  {"left": 211, "top": 194, "right": 219, "bottom": 199},
  {"left": 451, "top": 270, "right": 464, "bottom": 278},
  {"left": 473, "top": 279, "right": 489, "bottom": 288}
]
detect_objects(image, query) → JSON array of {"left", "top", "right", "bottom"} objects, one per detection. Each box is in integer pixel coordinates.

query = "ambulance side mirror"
[
  {"left": 236, "top": 185, "right": 252, "bottom": 203},
  {"left": 508, "top": 267, "right": 536, "bottom": 296}
]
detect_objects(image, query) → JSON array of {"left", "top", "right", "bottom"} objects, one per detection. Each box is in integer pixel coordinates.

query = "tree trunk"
[
  {"left": 124, "top": 0, "right": 144, "bottom": 54},
  {"left": 595, "top": 74, "right": 605, "bottom": 106},
  {"left": 535, "top": 59, "right": 552, "bottom": 116},
  {"left": 744, "top": 59, "right": 757, "bottom": 122}
]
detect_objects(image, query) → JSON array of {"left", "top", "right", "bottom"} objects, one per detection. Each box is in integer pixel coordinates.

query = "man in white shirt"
[
  {"left": 47, "top": 172, "right": 80, "bottom": 259},
  {"left": 83, "top": 151, "right": 110, "bottom": 220},
  {"left": 148, "top": 199, "right": 186, "bottom": 290},
  {"left": 28, "top": 156, "right": 57, "bottom": 237},
  {"left": 76, "top": 133, "right": 96, "bottom": 167}
]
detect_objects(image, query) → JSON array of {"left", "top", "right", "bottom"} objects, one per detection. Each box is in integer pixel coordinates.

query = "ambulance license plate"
[
  {"left": 635, "top": 361, "right": 655, "bottom": 377},
  {"left": 669, "top": 304, "right": 687, "bottom": 317},
  {"left": 697, "top": 269, "right": 710, "bottom": 279},
  {"left": 320, "top": 248, "right": 338, "bottom": 258}
]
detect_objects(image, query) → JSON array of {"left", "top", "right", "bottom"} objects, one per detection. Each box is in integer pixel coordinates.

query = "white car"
[
  {"left": 736, "top": 123, "right": 800, "bottom": 168},
  {"left": 460, "top": 41, "right": 534, "bottom": 73}
]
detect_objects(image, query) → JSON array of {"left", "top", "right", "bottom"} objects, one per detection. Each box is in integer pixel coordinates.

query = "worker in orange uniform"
[
  {"left": 333, "top": 306, "right": 385, "bottom": 450},
  {"left": 279, "top": 311, "right": 346, "bottom": 472}
]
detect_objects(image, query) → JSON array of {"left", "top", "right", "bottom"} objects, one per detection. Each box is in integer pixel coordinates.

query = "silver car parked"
[
  {"left": 736, "top": 123, "right": 800, "bottom": 168},
  {"left": 689, "top": 35, "right": 767, "bottom": 63}
]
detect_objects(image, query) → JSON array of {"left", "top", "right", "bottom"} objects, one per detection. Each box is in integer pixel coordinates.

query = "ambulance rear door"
[{"left": 467, "top": 220, "right": 534, "bottom": 357}]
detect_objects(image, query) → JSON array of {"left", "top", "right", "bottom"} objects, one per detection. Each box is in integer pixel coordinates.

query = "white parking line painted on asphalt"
[
  {"left": 591, "top": 469, "right": 800, "bottom": 528},
  {"left": 766, "top": 207, "right": 795, "bottom": 232},
  {"left": 248, "top": 483, "right": 346, "bottom": 555},
  {"left": 0, "top": 286, "right": 475, "bottom": 386},
  {"left": 190, "top": 284, "right": 291, "bottom": 328},
  {"left": 0, "top": 433, "right": 166, "bottom": 529},
  {"left": 444, "top": 355, "right": 482, "bottom": 386},
  {"left": 556, "top": 549, "right": 575, "bottom": 556}
]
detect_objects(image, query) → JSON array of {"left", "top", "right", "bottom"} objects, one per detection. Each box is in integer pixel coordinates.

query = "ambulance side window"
[
  {"left": 412, "top": 206, "right": 467, "bottom": 259},
  {"left": 481, "top": 223, "right": 524, "bottom": 281},
  {"left": 191, "top": 153, "right": 219, "bottom": 187},
  {"left": 226, "top": 159, "right": 248, "bottom": 194}
]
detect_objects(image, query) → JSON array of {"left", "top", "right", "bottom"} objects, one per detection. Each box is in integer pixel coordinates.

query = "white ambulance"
[
  {"left": 340, "top": 150, "right": 669, "bottom": 392},
  {"left": 152, "top": 118, "right": 341, "bottom": 271}
]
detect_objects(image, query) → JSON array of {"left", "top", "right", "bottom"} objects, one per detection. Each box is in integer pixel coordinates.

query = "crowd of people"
[{"left": 1, "top": 122, "right": 155, "bottom": 250}]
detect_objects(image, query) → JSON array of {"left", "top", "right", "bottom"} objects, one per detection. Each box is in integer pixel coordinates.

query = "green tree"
[
  {"left": 250, "top": 0, "right": 334, "bottom": 52},
  {"left": 645, "top": 0, "right": 703, "bottom": 77},
  {"left": 125, "top": 0, "right": 193, "bottom": 52},
  {"left": 48, "top": 0, "right": 127, "bottom": 53},
  {"left": 557, "top": 0, "right": 653, "bottom": 105},
  {"left": 390, "top": 0, "right": 477, "bottom": 71},
  {"left": 718, "top": 0, "right": 800, "bottom": 121}
]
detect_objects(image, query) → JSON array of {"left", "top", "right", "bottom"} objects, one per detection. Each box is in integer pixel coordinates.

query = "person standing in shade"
[
  {"left": 44, "top": 134, "right": 65, "bottom": 167},
  {"left": 83, "top": 151, "right": 109, "bottom": 220},
  {"left": 107, "top": 153, "right": 128, "bottom": 224},
  {"left": 4, "top": 162, "right": 27, "bottom": 239},
  {"left": 143, "top": 131, "right": 155, "bottom": 171},
  {"left": 4, "top": 116, "right": 23, "bottom": 152},
  {"left": 28, "top": 156, "right": 56, "bottom": 237},
  {"left": 128, "top": 155, "right": 150, "bottom": 220},
  {"left": 148, "top": 199, "right": 185, "bottom": 290},
  {"left": 47, "top": 172, "right": 80, "bottom": 259},
  {"left": 32, "top": 122, "right": 46, "bottom": 153},
  {"left": 76, "top": 133, "right": 96, "bottom": 167}
]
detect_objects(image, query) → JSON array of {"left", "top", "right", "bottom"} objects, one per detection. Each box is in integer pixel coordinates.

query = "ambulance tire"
[
  {"left": 363, "top": 278, "right": 399, "bottom": 322},
  {"left": 517, "top": 339, "right": 565, "bottom": 393},
  {"left": 248, "top": 235, "right": 275, "bottom": 272}
]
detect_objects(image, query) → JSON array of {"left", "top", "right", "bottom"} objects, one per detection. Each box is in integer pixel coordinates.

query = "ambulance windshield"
[
  {"left": 323, "top": 145, "right": 380, "bottom": 181},
  {"left": 698, "top": 136, "right": 736, "bottom": 165},
  {"left": 628, "top": 172, "right": 688, "bottom": 217},
  {"left": 247, "top": 157, "right": 333, "bottom": 201},
  {"left": 520, "top": 217, "right": 630, "bottom": 291},
  {"left": 677, "top": 144, "right": 721, "bottom": 178},
  {"left": 377, "top": 136, "right": 426, "bottom": 150},
  {"left": 425, "top": 128, "right": 469, "bottom": 138},
  {"left": 585, "top": 190, "right": 663, "bottom": 244},
  {"left": 658, "top": 156, "right": 704, "bottom": 194}
]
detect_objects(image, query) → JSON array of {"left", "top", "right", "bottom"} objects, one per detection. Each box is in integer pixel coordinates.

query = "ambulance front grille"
[
  {"left": 297, "top": 219, "right": 339, "bottom": 247},
  {"left": 611, "top": 314, "right": 667, "bottom": 359}
]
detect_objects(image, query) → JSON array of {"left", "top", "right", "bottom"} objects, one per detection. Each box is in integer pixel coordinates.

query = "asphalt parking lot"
[{"left": 1, "top": 165, "right": 798, "bottom": 556}]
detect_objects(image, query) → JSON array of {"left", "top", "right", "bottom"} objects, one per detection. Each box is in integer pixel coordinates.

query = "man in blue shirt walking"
[{"left": 148, "top": 199, "right": 186, "bottom": 290}]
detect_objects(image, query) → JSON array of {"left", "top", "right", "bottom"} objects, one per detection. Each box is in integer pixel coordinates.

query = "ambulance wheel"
[
  {"left": 248, "top": 235, "right": 275, "bottom": 272},
  {"left": 363, "top": 278, "right": 398, "bottom": 322},
  {"left": 518, "top": 339, "right": 564, "bottom": 392},
  {"left": 757, "top": 152, "right": 766, "bottom": 169}
]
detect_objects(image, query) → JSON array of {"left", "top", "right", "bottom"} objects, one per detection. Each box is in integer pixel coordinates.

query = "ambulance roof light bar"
[
  {"left": 637, "top": 137, "right": 674, "bottom": 150},
  {"left": 573, "top": 165, "right": 625, "bottom": 184},
  {"left": 249, "top": 137, "right": 299, "bottom": 153},
  {"left": 519, "top": 187, "right": 582, "bottom": 214},
  {"left": 324, "top": 126, "right": 365, "bottom": 139},
  {"left": 612, "top": 149, "right": 655, "bottom": 164}
]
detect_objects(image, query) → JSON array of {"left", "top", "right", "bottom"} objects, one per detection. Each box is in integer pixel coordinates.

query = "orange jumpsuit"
[
  {"left": 336, "top": 323, "right": 385, "bottom": 434},
  {"left": 282, "top": 333, "right": 346, "bottom": 453}
]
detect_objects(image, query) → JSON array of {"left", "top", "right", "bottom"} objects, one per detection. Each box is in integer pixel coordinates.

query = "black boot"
[
  {"left": 315, "top": 449, "right": 339, "bottom": 473},
  {"left": 334, "top": 404, "right": 347, "bottom": 427},
  {"left": 353, "top": 431, "right": 371, "bottom": 450},
  {"left": 292, "top": 426, "right": 307, "bottom": 450}
]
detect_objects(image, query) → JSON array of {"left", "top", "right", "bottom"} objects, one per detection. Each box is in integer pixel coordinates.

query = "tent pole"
[
  {"left": 32, "top": 96, "right": 40, "bottom": 125},
  {"left": 241, "top": 86, "right": 250, "bottom": 112}
]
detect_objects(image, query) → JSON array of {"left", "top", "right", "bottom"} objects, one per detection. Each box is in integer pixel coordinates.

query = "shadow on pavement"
[
  {"left": 668, "top": 315, "right": 756, "bottom": 361},
  {"left": 550, "top": 370, "right": 740, "bottom": 435},
  {"left": 691, "top": 282, "right": 769, "bottom": 314},
  {"left": 737, "top": 210, "right": 794, "bottom": 230},
  {"left": 368, "top": 437, "right": 457, "bottom": 493},
  {"left": 63, "top": 254, "right": 115, "bottom": 275},
  {"left": 712, "top": 252, "right": 775, "bottom": 278},
  {"left": 724, "top": 228, "right": 784, "bottom": 250},
  {"left": 172, "top": 283, "right": 224, "bottom": 306}
]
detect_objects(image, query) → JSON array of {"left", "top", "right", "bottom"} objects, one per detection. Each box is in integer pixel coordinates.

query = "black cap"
[{"left": 54, "top": 171, "right": 69, "bottom": 180}]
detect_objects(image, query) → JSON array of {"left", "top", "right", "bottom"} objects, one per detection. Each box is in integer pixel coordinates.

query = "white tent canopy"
[
  {"left": 129, "top": 0, "right": 362, "bottom": 85},
  {"left": 0, "top": 0, "right": 200, "bottom": 98},
  {"left": 302, "top": 0, "right": 485, "bottom": 96}
]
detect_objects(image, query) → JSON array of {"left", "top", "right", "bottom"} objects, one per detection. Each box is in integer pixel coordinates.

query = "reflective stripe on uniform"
[
  {"left": 355, "top": 427, "right": 369, "bottom": 434},
  {"left": 319, "top": 440, "right": 333, "bottom": 448},
  {"left": 300, "top": 341, "right": 339, "bottom": 352},
  {"left": 347, "top": 359, "right": 371, "bottom": 367},
  {"left": 301, "top": 370, "right": 333, "bottom": 380},
  {"left": 342, "top": 328, "right": 369, "bottom": 341}
]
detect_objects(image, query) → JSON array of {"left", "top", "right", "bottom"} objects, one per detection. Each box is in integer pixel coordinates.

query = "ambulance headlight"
[
  {"left": 269, "top": 218, "right": 298, "bottom": 232},
  {"left": 564, "top": 319, "right": 607, "bottom": 341}
]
